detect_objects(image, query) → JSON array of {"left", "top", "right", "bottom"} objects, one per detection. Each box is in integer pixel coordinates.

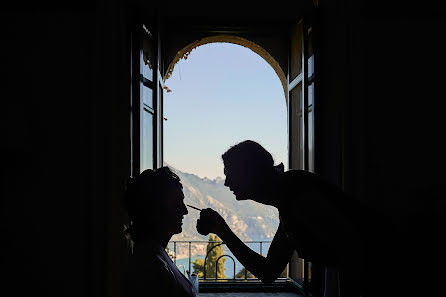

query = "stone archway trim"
[{"left": 165, "top": 35, "right": 288, "bottom": 105}]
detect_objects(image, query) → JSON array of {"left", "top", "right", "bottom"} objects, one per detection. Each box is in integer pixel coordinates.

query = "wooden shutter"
[
  {"left": 131, "top": 18, "right": 164, "bottom": 175},
  {"left": 287, "top": 16, "right": 318, "bottom": 294}
]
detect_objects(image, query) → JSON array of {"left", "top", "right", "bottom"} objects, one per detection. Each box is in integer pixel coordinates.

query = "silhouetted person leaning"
[
  {"left": 123, "top": 167, "right": 196, "bottom": 297},
  {"left": 196, "top": 140, "right": 385, "bottom": 297}
]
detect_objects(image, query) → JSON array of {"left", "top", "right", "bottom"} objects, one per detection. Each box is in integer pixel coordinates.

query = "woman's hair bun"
[
  {"left": 274, "top": 162, "right": 285, "bottom": 173},
  {"left": 125, "top": 176, "right": 136, "bottom": 189}
]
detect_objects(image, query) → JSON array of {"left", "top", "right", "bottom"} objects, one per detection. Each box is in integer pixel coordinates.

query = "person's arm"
[{"left": 197, "top": 208, "right": 294, "bottom": 283}]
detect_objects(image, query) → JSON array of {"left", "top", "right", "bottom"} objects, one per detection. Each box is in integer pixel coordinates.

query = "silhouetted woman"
[
  {"left": 123, "top": 167, "right": 196, "bottom": 297},
  {"left": 196, "top": 140, "right": 383, "bottom": 297}
]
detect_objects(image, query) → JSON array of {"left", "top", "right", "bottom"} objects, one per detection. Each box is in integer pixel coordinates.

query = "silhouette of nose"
[{"left": 181, "top": 202, "right": 188, "bottom": 215}]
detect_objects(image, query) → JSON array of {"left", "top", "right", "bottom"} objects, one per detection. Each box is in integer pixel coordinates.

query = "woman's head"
[
  {"left": 222, "top": 140, "right": 283, "bottom": 202},
  {"left": 123, "top": 166, "right": 188, "bottom": 243}
]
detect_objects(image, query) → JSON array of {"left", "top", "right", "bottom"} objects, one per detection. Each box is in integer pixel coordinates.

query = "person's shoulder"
[
  {"left": 130, "top": 246, "right": 175, "bottom": 278},
  {"left": 126, "top": 253, "right": 177, "bottom": 296},
  {"left": 277, "top": 170, "right": 314, "bottom": 198},
  {"left": 286, "top": 170, "right": 339, "bottom": 185},
  {"left": 285, "top": 169, "right": 316, "bottom": 177},
  {"left": 282, "top": 169, "right": 319, "bottom": 184},
  {"left": 145, "top": 252, "right": 174, "bottom": 274}
]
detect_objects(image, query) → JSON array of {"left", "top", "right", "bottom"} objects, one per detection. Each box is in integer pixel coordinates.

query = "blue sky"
[{"left": 164, "top": 43, "right": 287, "bottom": 180}]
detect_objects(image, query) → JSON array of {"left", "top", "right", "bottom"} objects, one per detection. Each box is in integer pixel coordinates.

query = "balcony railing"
[
  {"left": 167, "top": 240, "right": 288, "bottom": 281},
  {"left": 167, "top": 240, "right": 309, "bottom": 295}
]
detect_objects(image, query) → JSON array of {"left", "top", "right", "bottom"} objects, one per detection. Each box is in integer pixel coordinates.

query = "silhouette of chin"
[
  {"left": 174, "top": 221, "right": 183, "bottom": 234},
  {"left": 235, "top": 195, "right": 248, "bottom": 201}
]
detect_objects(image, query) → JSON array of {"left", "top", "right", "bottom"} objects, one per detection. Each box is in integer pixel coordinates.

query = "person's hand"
[{"left": 196, "top": 208, "right": 227, "bottom": 236}]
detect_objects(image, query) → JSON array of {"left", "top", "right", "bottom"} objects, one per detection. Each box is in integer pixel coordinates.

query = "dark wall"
[
  {"left": 358, "top": 12, "right": 446, "bottom": 295},
  {"left": 317, "top": 0, "right": 446, "bottom": 224},
  {"left": 316, "top": 1, "right": 446, "bottom": 295},
  {"left": 1, "top": 10, "right": 93, "bottom": 296},
  {"left": 1, "top": 3, "right": 131, "bottom": 296}
]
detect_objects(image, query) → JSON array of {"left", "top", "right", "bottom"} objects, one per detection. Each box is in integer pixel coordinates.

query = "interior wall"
[
  {"left": 359, "top": 13, "right": 445, "bottom": 294},
  {"left": 95, "top": 1, "right": 132, "bottom": 296},
  {"left": 316, "top": 1, "right": 445, "bottom": 295},
  {"left": 1, "top": 2, "right": 131, "bottom": 296},
  {"left": 359, "top": 18, "right": 446, "bottom": 214},
  {"left": 317, "top": 0, "right": 446, "bottom": 223},
  {"left": 1, "top": 9, "right": 96, "bottom": 297}
]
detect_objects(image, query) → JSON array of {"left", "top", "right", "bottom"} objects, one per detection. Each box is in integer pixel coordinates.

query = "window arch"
[{"left": 164, "top": 35, "right": 288, "bottom": 105}]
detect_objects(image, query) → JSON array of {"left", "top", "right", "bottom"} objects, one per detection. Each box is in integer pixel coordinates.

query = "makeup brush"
[{"left": 186, "top": 204, "right": 202, "bottom": 211}]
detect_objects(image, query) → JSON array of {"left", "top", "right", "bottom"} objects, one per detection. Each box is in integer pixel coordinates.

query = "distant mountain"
[{"left": 167, "top": 164, "right": 280, "bottom": 258}]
